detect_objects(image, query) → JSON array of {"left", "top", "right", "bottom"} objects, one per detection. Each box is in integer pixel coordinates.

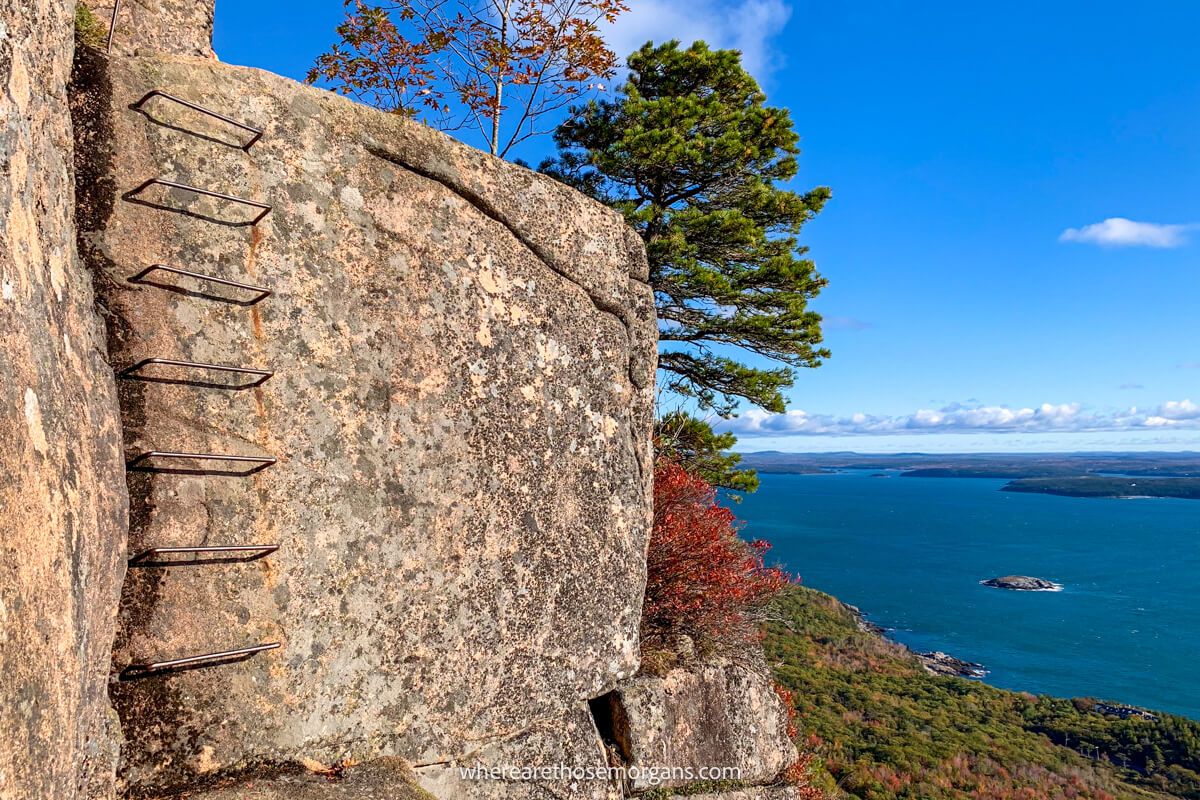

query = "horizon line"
[{"left": 737, "top": 449, "right": 1200, "bottom": 457}]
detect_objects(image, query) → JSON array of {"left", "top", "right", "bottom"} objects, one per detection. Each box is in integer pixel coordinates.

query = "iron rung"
[
  {"left": 129, "top": 544, "right": 280, "bottom": 565},
  {"left": 128, "top": 178, "right": 272, "bottom": 225},
  {"left": 119, "top": 358, "right": 273, "bottom": 388},
  {"left": 126, "top": 451, "right": 277, "bottom": 474},
  {"left": 106, "top": 0, "right": 122, "bottom": 53},
  {"left": 133, "top": 90, "right": 264, "bottom": 150},
  {"left": 121, "top": 642, "right": 280, "bottom": 679},
  {"left": 128, "top": 264, "right": 271, "bottom": 305}
]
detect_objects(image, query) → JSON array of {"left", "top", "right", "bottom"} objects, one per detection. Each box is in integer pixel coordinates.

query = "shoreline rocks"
[{"left": 916, "top": 651, "right": 988, "bottom": 678}]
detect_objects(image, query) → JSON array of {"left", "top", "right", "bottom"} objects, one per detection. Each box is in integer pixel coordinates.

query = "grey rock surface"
[
  {"left": 75, "top": 49, "right": 655, "bottom": 797},
  {"left": 0, "top": 2, "right": 128, "bottom": 799},
  {"left": 81, "top": 0, "right": 215, "bottom": 58},
  {"left": 608, "top": 658, "right": 798, "bottom": 793},
  {"left": 684, "top": 788, "right": 809, "bottom": 800},
  {"left": 414, "top": 703, "right": 620, "bottom": 800},
  {"left": 174, "top": 758, "right": 436, "bottom": 800}
]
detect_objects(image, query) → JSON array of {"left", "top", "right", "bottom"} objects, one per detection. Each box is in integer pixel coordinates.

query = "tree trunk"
[
  {"left": 490, "top": 0, "right": 510, "bottom": 155},
  {"left": 491, "top": 82, "right": 502, "bottom": 154}
]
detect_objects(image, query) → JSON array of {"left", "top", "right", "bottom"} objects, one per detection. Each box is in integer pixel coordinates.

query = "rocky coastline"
[{"left": 842, "top": 603, "right": 988, "bottom": 679}]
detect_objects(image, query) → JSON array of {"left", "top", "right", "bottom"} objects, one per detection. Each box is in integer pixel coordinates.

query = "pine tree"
[
  {"left": 542, "top": 40, "right": 831, "bottom": 414},
  {"left": 655, "top": 411, "right": 758, "bottom": 495}
]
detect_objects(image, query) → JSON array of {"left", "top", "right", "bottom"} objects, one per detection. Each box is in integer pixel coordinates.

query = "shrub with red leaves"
[
  {"left": 642, "top": 459, "right": 794, "bottom": 648},
  {"left": 773, "top": 682, "right": 800, "bottom": 740}
]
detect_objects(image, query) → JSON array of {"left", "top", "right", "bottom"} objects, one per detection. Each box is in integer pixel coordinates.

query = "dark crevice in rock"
[
  {"left": 70, "top": 29, "right": 154, "bottom": 630},
  {"left": 588, "top": 691, "right": 632, "bottom": 770},
  {"left": 128, "top": 759, "right": 308, "bottom": 800},
  {"left": 69, "top": 39, "right": 187, "bottom": 796},
  {"left": 70, "top": 29, "right": 152, "bottom": 778}
]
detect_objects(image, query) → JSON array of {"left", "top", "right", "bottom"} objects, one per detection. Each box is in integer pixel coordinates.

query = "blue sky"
[{"left": 214, "top": 1, "right": 1200, "bottom": 453}]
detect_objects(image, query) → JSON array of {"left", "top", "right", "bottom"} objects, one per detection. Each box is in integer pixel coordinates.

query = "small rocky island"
[{"left": 982, "top": 575, "right": 1062, "bottom": 591}]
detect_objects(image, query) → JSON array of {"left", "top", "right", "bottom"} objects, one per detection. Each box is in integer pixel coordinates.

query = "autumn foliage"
[
  {"left": 308, "top": 0, "right": 626, "bottom": 157},
  {"left": 642, "top": 459, "right": 793, "bottom": 649}
]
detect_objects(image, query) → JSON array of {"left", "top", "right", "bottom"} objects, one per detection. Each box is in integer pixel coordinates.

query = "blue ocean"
[{"left": 737, "top": 470, "right": 1200, "bottom": 719}]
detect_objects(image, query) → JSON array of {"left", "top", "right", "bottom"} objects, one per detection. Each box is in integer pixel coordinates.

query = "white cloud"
[
  {"left": 602, "top": 0, "right": 792, "bottom": 78},
  {"left": 717, "top": 399, "right": 1200, "bottom": 437},
  {"left": 1059, "top": 217, "right": 1196, "bottom": 248},
  {"left": 1156, "top": 399, "right": 1200, "bottom": 421}
]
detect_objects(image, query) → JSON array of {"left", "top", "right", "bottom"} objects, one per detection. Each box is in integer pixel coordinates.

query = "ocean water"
[{"left": 736, "top": 470, "right": 1200, "bottom": 719}]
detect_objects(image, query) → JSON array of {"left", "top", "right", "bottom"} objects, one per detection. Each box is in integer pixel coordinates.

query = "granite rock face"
[
  {"left": 172, "top": 758, "right": 436, "bottom": 800},
  {"left": 685, "top": 789, "right": 809, "bottom": 800},
  {"left": 75, "top": 48, "right": 655, "bottom": 798},
  {"left": 607, "top": 658, "right": 798, "bottom": 793},
  {"left": 82, "top": 0, "right": 215, "bottom": 58},
  {"left": 0, "top": 2, "right": 128, "bottom": 799}
]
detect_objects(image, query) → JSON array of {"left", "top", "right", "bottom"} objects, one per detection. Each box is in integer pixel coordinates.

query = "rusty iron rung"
[
  {"left": 132, "top": 90, "right": 264, "bottom": 150},
  {"left": 128, "top": 264, "right": 271, "bottom": 305},
  {"left": 128, "top": 544, "right": 280, "bottom": 565},
  {"left": 126, "top": 451, "right": 277, "bottom": 473},
  {"left": 106, "top": 0, "right": 122, "bottom": 53},
  {"left": 119, "top": 358, "right": 274, "bottom": 386},
  {"left": 121, "top": 642, "right": 280, "bottom": 678},
  {"left": 128, "top": 178, "right": 272, "bottom": 225}
]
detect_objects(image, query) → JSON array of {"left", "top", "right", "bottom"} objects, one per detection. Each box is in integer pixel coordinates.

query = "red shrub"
[
  {"left": 642, "top": 460, "right": 794, "bottom": 647},
  {"left": 774, "top": 682, "right": 800, "bottom": 740},
  {"left": 782, "top": 752, "right": 829, "bottom": 798}
]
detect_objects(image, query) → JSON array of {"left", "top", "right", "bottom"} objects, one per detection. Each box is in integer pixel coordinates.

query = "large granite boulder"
[
  {"left": 0, "top": 2, "right": 128, "bottom": 799},
  {"left": 605, "top": 658, "right": 798, "bottom": 794},
  {"left": 74, "top": 40, "right": 655, "bottom": 799}
]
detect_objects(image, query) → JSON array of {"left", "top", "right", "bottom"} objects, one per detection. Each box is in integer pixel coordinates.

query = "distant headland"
[{"left": 738, "top": 451, "right": 1200, "bottom": 500}]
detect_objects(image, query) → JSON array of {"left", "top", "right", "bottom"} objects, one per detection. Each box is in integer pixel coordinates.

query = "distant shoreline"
[
  {"left": 1001, "top": 476, "right": 1200, "bottom": 500},
  {"left": 737, "top": 451, "right": 1200, "bottom": 500}
]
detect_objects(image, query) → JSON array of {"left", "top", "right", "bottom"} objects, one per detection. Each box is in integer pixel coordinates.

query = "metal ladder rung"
[
  {"left": 127, "top": 178, "right": 272, "bottom": 225},
  {"left": 120, "top": 642, "right": 280, "bottom": 680},
  {"left": 128, "top": 264, "right": 272, "bottom": 305},
  {"left": 133, "top": 90, "right": 264, "bottom": 150},
  {"left": 126, "top": 451, "right": 277, "bottom": 475},
  {"left": 129, "top": 544, "right": 280, "bottom": 566},
  {"left": 119, "top": 358, "right": 273, "bottom": 388},
  {"left": 106, "top": 0, "right": 122, "bottom": 53}
]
